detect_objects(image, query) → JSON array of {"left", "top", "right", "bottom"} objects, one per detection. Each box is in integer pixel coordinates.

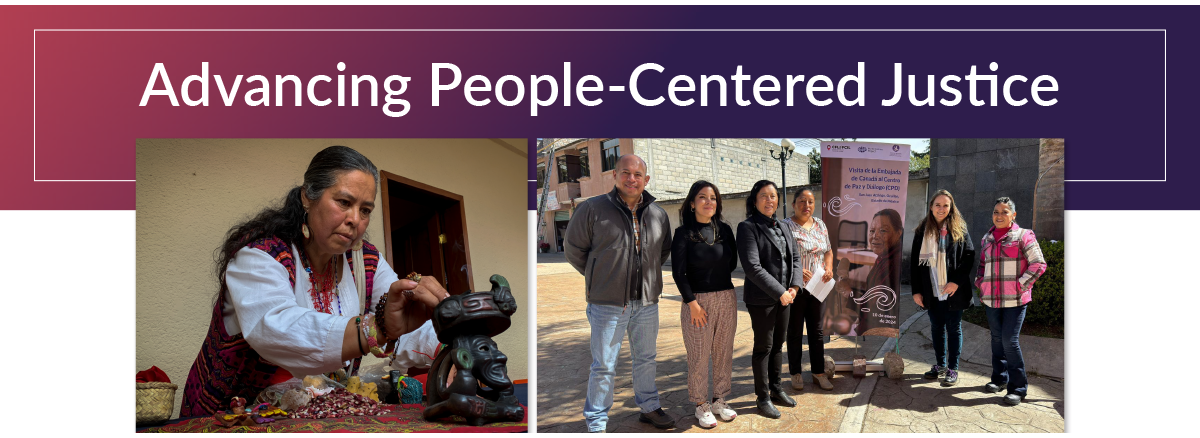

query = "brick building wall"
[
  {"left": 640, "top": 138, "right": 808, "bottom": 202},
  {"left": 539, "top": 138, "right": 812, "bottom": 253}
]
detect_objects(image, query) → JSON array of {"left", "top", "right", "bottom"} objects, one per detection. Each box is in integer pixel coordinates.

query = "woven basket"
[{"left": 136, "top": 382, "right": 178, "bottom": 425}]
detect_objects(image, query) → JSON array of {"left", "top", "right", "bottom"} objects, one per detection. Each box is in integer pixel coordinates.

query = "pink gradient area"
[
  {"left": 2, "top": 5, "right": 625, "bottom": 210},
  {"left": 29, "top": 30, "right": 506, "bottom": 190}
]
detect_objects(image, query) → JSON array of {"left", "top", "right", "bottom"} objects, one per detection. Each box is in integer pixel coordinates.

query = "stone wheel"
[
  {"left": 883, "top": 351, "right": 904, "bottom": 379},
  {"left": 824, "top": 355, "right": 836, "bottom": 378}
]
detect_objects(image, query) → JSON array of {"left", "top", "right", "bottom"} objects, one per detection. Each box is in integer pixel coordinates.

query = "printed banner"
[{"left": 821, "top": 141, "right": 911, "bottom": 338}]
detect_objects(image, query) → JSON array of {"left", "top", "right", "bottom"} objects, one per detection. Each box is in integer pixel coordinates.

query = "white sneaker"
[
  {"left": 710, "top": 399, "right": 737, "bottom": 421},
  {"left": 695, "top": 402, "right": 718, "bottom": 428}
]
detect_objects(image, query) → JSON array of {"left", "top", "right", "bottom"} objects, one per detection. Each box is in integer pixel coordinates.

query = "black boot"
[
  {"left": 756, "top": 398, "right": 781, "bottom": 419},
  {"left": 770, "top": 390, "right": 796, "bottom": 408}
]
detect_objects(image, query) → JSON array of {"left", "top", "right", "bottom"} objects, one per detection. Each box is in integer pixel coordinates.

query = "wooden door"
[{"left": 380, "top": 170, "right": 473, "bottom": 295}]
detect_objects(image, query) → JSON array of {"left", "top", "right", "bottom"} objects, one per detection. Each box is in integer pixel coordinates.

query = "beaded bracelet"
[
  {"left": 366, "top": 321, "right": 388, "bottom": 358},
  {"left": 374, "top": 292, "right": 390, "bottom": 342},
  {"left": 359, "top": 316, "right": 374, "bottom": 354},
  {"left": 354, "top": 316, "right": 366, "bottom": 356},
  {"left": 357, "top": 312, "right": 396, "bottom": 352}
]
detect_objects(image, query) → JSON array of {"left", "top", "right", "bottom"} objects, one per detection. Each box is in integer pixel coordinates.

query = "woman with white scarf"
[{"left": 908, "top": 190, "right": 975, "bottom": 387}]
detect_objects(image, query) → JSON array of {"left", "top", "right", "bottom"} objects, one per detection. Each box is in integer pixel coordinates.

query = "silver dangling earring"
[{"left": 301, "top": 210, "right": 311, "bottom": 239}]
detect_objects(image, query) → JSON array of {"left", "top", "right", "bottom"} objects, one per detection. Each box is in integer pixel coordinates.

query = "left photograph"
[{"left": 135, "top": 139, "right": 529, "bottom": 432}]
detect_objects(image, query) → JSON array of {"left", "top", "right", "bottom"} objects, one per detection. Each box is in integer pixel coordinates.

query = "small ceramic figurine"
[
  {"left": 399, "top": 374, "right": 424, "bottom": 405},
  {"left": 422, "top": 275, "right": 524, "bottom": 426},
  {"left": 213, "top": 397, "right": 254, "bottom": 427},
  {"left": 230, "top": 396, "right": 247, "bottom": 415}
]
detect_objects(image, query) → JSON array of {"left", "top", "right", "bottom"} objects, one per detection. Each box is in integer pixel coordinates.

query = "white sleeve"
[
  {"left": 225, "top": 247, "right": 352, "bottom": 376},
  {"left": 388, "top": 320, "right": 440, "bottom": 373},
  {"left": 372, "top": 257, "right": 439, "bottom": 372},
  {"left": 370, "top": 255, "right": 401, "bottom": 309}
]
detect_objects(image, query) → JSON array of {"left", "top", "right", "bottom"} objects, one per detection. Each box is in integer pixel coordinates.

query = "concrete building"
[
  {"left": 536, "top": 138, "right": 809, "bottom": 252},
  {"left": 927, "top": 138, "right": 1065, "bottom": 243}
]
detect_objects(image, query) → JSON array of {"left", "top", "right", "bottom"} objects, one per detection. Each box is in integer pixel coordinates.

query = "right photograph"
[{"left": 535, "top": 138, "right": 1065, "bottom": 433}]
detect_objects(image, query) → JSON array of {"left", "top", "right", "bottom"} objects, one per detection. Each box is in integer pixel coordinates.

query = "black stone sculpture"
[{"left": 422, "top": 274, "right": 524, "bottom": 425}]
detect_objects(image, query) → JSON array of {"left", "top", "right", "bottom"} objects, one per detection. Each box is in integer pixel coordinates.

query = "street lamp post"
[{"left": 771, "top": 138, "right": 797, "bottom": 218}]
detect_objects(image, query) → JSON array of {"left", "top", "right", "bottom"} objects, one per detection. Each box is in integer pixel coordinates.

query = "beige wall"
[{"left": 136, "top": 138, "right": 528, "bottom": 418}]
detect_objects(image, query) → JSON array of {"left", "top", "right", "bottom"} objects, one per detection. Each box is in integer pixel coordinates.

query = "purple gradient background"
[{"left": 0, "top": 5, "right": 1191, "bottom": 209}]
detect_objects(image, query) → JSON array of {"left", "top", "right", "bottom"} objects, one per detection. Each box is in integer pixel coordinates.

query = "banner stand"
[{"left": 819, "top": 141, "right": 912, "bottom": 380}]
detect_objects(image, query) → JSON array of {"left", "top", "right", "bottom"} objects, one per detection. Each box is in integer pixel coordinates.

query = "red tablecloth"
[{"left": 137, "top": 403, "right": 527, "bottom": 433}]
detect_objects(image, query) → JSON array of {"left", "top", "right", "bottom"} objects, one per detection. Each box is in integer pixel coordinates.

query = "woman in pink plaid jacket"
[{"left": 974, "top": 196, "right": 1046, "bottom": 406}]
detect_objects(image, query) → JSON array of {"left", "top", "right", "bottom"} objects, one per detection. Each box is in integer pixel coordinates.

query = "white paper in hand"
[
  {"left": 805, "top": 266, "right": 836, "bottom": 302},
  {"left": 936, "top": 285, "right": 950, "bottom": 301}
]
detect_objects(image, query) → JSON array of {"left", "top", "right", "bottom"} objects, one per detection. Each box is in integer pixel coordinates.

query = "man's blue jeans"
[
  {"left": 984, "top": 304, "right": 1028, "bottom": 397},
  {"left": 584, "top": 301, "right": 661, "bottom": 432}
]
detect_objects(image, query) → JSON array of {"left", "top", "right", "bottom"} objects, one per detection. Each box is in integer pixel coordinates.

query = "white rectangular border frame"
[{"left": 34, "top": 28, "right": 1167, "bottom": 183}]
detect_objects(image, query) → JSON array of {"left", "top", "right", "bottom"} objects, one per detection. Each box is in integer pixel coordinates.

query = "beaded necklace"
[{"left": 299, "top": 245, "right": 343, "bottom": 315}]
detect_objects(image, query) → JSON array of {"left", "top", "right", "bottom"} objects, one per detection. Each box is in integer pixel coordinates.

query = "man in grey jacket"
[{"left": 564, "top": 154, "right": 675, "bottom": 432}]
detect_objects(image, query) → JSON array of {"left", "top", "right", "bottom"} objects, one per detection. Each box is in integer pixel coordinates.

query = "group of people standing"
[
  {"left": 565, "top": 154, "right": 1048, "bottom": 432},
  {"left": 910, "top": 190, "right": 1048, "bottom": 406}
]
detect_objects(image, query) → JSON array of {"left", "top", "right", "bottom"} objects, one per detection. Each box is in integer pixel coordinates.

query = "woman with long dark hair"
[
  {"left": 909, "top": 190, "right": 975, "bottom": 387},
  {"left": 737, "top": 180, "right": 803, "bottom": 419},
  {"left": 180, "top": 145, "right": 449, "bottom": 416},
  {"left": 671, "top": 180, "right": 739, "bottom": 428}
]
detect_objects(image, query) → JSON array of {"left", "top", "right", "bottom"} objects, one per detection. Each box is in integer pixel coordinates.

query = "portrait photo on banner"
[
  {"left": 135, "top": 139, "right": 529, "bottom": 432},
  {"left": 821, "top": 141, "right": 912, "bottom": 338}
]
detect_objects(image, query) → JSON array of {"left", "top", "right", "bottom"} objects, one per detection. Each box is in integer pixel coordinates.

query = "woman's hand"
[
  {"left": 822, "top": 266, "right": 834, "bottom": 283},
  {"left": 687, "top": 301, "right": 708, "bottom": 328},
  {"left": 383, "top": 276, "right": 450, "bottom": 341},
  {"left": 942, "top": 282, "right": 959, "bottom": 297},
  {"left": 781, "top": 287, "right": 798, "bottom": 306},
  {"left": 802, "top": 269, "right": 813, "bottom": 284},
  {"left": 913, "top": 293, "right": 924, "bottom": 308}
]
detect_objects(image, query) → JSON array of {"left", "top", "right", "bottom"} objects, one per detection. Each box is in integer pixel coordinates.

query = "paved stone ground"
[
  {"left": 535, "top": 253, "right": 1065, "bottom": 433},
  {"left": 863, "top": 314, "right": 1065, "bottom": 433}
]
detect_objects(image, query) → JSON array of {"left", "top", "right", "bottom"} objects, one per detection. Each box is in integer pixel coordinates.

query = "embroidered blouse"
[
  {"left": 222, "top": 243, "right": 432, "bottom": 377},
  {"left": 781, "top": 216, "right": 832, "bottom": 275}
]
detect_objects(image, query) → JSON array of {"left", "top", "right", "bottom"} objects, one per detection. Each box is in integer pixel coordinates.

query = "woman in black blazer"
[
  {"left": 737, "top": 180, "right": 804, "bottom": 419},
  {"left": 909, "top": 189, "right": 975, "bottom": 387}
]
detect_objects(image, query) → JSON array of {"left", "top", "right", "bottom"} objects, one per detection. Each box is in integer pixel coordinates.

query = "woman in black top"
[
  {"left": 736, "top": 180, "right": 803, "bottom": 420},
  {"left": 671, "top": 181, "right": 739, "bottom": 428},
  {"left": 909, "top": 189, "right": 975, "bottom": 387}
]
